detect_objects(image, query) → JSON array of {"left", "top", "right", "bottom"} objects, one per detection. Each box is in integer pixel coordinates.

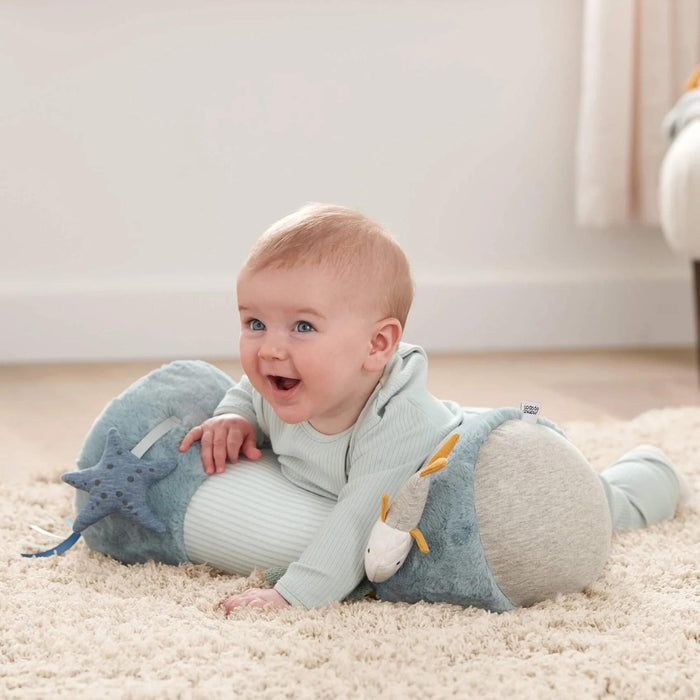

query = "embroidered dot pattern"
[{"left": 61, "top": 427, "right": 177, "bottom": 534}]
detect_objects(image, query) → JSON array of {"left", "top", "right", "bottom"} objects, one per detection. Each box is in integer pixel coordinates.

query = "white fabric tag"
[
  {"left": 28, "top": 524, "right": 67, "bottom": 540},
  {"left": 131, "top": 416, "right": 182, "bottom": 458},
  {"left": 520, "top": 401, "right": 541, "bottom": 423}
]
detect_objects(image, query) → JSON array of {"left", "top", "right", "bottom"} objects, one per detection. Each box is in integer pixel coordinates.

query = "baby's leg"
[{"left": 599, "top": 445, "right": 690, "bottom": 532}]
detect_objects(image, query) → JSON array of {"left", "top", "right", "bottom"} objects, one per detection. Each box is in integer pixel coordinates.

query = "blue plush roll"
[{"left": 69, "top": 360, "right": 611, "bottom": 610}]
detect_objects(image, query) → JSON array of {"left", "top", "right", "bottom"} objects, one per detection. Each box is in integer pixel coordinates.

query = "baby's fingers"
[
  {"left": 179, "top": 426, "right": 203, "bottom": 452},
  {"left": 226, "top": 432, "right": 244, "bottom": 465},
  {"left": 241, "top": 434, "right": 262, "bottom": 460},
  {"left": 212, "top": 427, "right": 230, "bottom": 473},
  {"left": 199, "top": 430, "right": 217, "bottom": 474}
]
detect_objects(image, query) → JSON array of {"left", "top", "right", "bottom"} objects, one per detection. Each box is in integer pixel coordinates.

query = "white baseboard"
[
  {"left": 407, "top": 272, "right": 696, "bottom": 353},
  {"left": 0, "top": 273, "right": 695, "bottom": 363}
]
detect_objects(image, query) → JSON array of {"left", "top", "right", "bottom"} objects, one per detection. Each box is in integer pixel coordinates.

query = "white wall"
[{"left": 0, "top": 1, "right": 694, "bottom": 363}]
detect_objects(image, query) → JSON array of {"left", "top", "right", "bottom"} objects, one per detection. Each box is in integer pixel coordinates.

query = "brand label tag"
[{"left": 520, "top": 401, "right": 541, "bottom": 424}]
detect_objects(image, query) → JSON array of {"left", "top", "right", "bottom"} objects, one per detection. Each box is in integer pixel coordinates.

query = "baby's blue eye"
[
  {"left": 295, "top": 321, "right": 315, "bottom": 333},
  {"left": 248, "top": 319, "right": 266, "bottom": 331}
]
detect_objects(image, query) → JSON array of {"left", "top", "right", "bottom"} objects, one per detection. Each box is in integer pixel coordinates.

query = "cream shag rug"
[{"left": 2, "top": 408, "right": 699, "bottom": 699}]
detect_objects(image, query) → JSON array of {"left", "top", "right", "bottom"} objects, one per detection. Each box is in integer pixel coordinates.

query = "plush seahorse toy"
[{"left": 23, "top": 361, "right": 611, "bottom": 611}]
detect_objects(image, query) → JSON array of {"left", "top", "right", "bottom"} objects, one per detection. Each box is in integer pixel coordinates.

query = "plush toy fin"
[
  {"left": 685, "top": 64, "right": 700, "bottom": 91},
  {"left": 418, "top": 434, "right": 458, "bottom": 477},
  {"left": 427, "top": 434, "right": 460, "bottom": 464},
  {"left": 380, "top": 493, "right": 389, "bottom": 523},
  {"left": 420, "top": 456, "right": 448, "bottom": 477},
  {"left": 410, "top": 527, "right": 429, "bottom": 554}
]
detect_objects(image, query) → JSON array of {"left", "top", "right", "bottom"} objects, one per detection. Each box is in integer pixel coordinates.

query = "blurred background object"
[{"left": 660, "top": 64, "right": 700, "bottom": 377}]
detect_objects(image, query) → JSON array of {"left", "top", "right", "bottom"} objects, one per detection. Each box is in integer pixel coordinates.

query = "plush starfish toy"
[
  {"left": 23, "top": 424, "right": 178, "bottom": 557},
  {"left": 62, "top": 427, "right": 177, "bottom": 533}
]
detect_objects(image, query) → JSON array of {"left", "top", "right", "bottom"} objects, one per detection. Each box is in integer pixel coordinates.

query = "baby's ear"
[{"left": 364, "top": 318, "right": 402, "bottom": 372}]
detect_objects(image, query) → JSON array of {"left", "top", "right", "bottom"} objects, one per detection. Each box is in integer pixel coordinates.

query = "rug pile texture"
[{"left": 2, "top": 407, "right": 699, "bottom": 698}]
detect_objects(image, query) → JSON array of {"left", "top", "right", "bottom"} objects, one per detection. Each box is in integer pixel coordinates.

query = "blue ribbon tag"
[{"left": 21, "top": 532, "right": 82, "bottom": 558}]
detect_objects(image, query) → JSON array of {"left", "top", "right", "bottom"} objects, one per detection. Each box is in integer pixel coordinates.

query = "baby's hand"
[
  {"left": 221, "top": 588, "right": 290, "bottom": 613},
  {"left": 179, "top": 414, "right": 262, "bottom": 474}
]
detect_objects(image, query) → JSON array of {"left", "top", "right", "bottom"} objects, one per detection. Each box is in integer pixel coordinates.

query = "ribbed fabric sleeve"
[{"left": 214, "top": 343, "right": 463, "bottom": 608}]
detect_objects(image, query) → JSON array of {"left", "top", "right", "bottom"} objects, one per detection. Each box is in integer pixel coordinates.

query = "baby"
[
  {"left": 180, "top": 203, "right": 465, "bottom": 610},
  {"left": 180, "top": 203, "right": 687, "bottom": 611}
]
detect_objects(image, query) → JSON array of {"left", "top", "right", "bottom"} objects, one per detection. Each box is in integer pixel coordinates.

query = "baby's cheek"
[{"left": 239, "top": 353, "right": 261, "bottom": 381}]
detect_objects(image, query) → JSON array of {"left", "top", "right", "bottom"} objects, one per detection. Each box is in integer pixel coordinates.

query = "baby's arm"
[{"left": 179, "top": 414, "right": 261, "bottom": 474}]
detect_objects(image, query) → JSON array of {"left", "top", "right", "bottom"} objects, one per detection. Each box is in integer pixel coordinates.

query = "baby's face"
[{"left": 237, "top": 264, "right": 384, "bottom": 434}]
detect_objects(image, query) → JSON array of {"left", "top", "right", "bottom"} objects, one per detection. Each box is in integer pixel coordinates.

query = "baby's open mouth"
[{"left": 270, "top": 376, "right": 301, "bottom": 391}]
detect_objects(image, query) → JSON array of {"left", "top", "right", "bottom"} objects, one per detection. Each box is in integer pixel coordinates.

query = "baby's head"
[
  {"left": 242, "top": 203, "right": 413, "bottom": 329},
  {"left": 237, "top": 204, "right": 414, "bottom": 433}
]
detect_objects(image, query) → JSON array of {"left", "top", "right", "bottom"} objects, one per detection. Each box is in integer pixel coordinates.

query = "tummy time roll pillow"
[{"left": 50, "top": 361, "right": 611, "bottom": 611}]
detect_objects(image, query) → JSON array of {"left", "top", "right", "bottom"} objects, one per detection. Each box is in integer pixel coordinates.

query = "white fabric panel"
[{"left": 183, "top": 452, "right": 335, "bottom": 575}]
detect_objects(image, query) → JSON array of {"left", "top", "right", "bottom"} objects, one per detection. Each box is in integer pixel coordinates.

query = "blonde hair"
[{"left": 243, "top": 203, "right": 414, "bottom": 328}]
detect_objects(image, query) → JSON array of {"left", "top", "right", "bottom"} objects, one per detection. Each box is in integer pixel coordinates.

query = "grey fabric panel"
[{"left": 474, "top": 420, "right": 611, "bottom": 607}]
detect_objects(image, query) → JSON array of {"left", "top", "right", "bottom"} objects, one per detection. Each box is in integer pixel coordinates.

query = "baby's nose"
[{"left": 258, "top": 337, "right": 287, "bottom": 361}]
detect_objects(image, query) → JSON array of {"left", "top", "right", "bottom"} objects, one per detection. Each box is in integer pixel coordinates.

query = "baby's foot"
[{"left": 628, "top": 445, "right": 692, "bottom": 514}]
